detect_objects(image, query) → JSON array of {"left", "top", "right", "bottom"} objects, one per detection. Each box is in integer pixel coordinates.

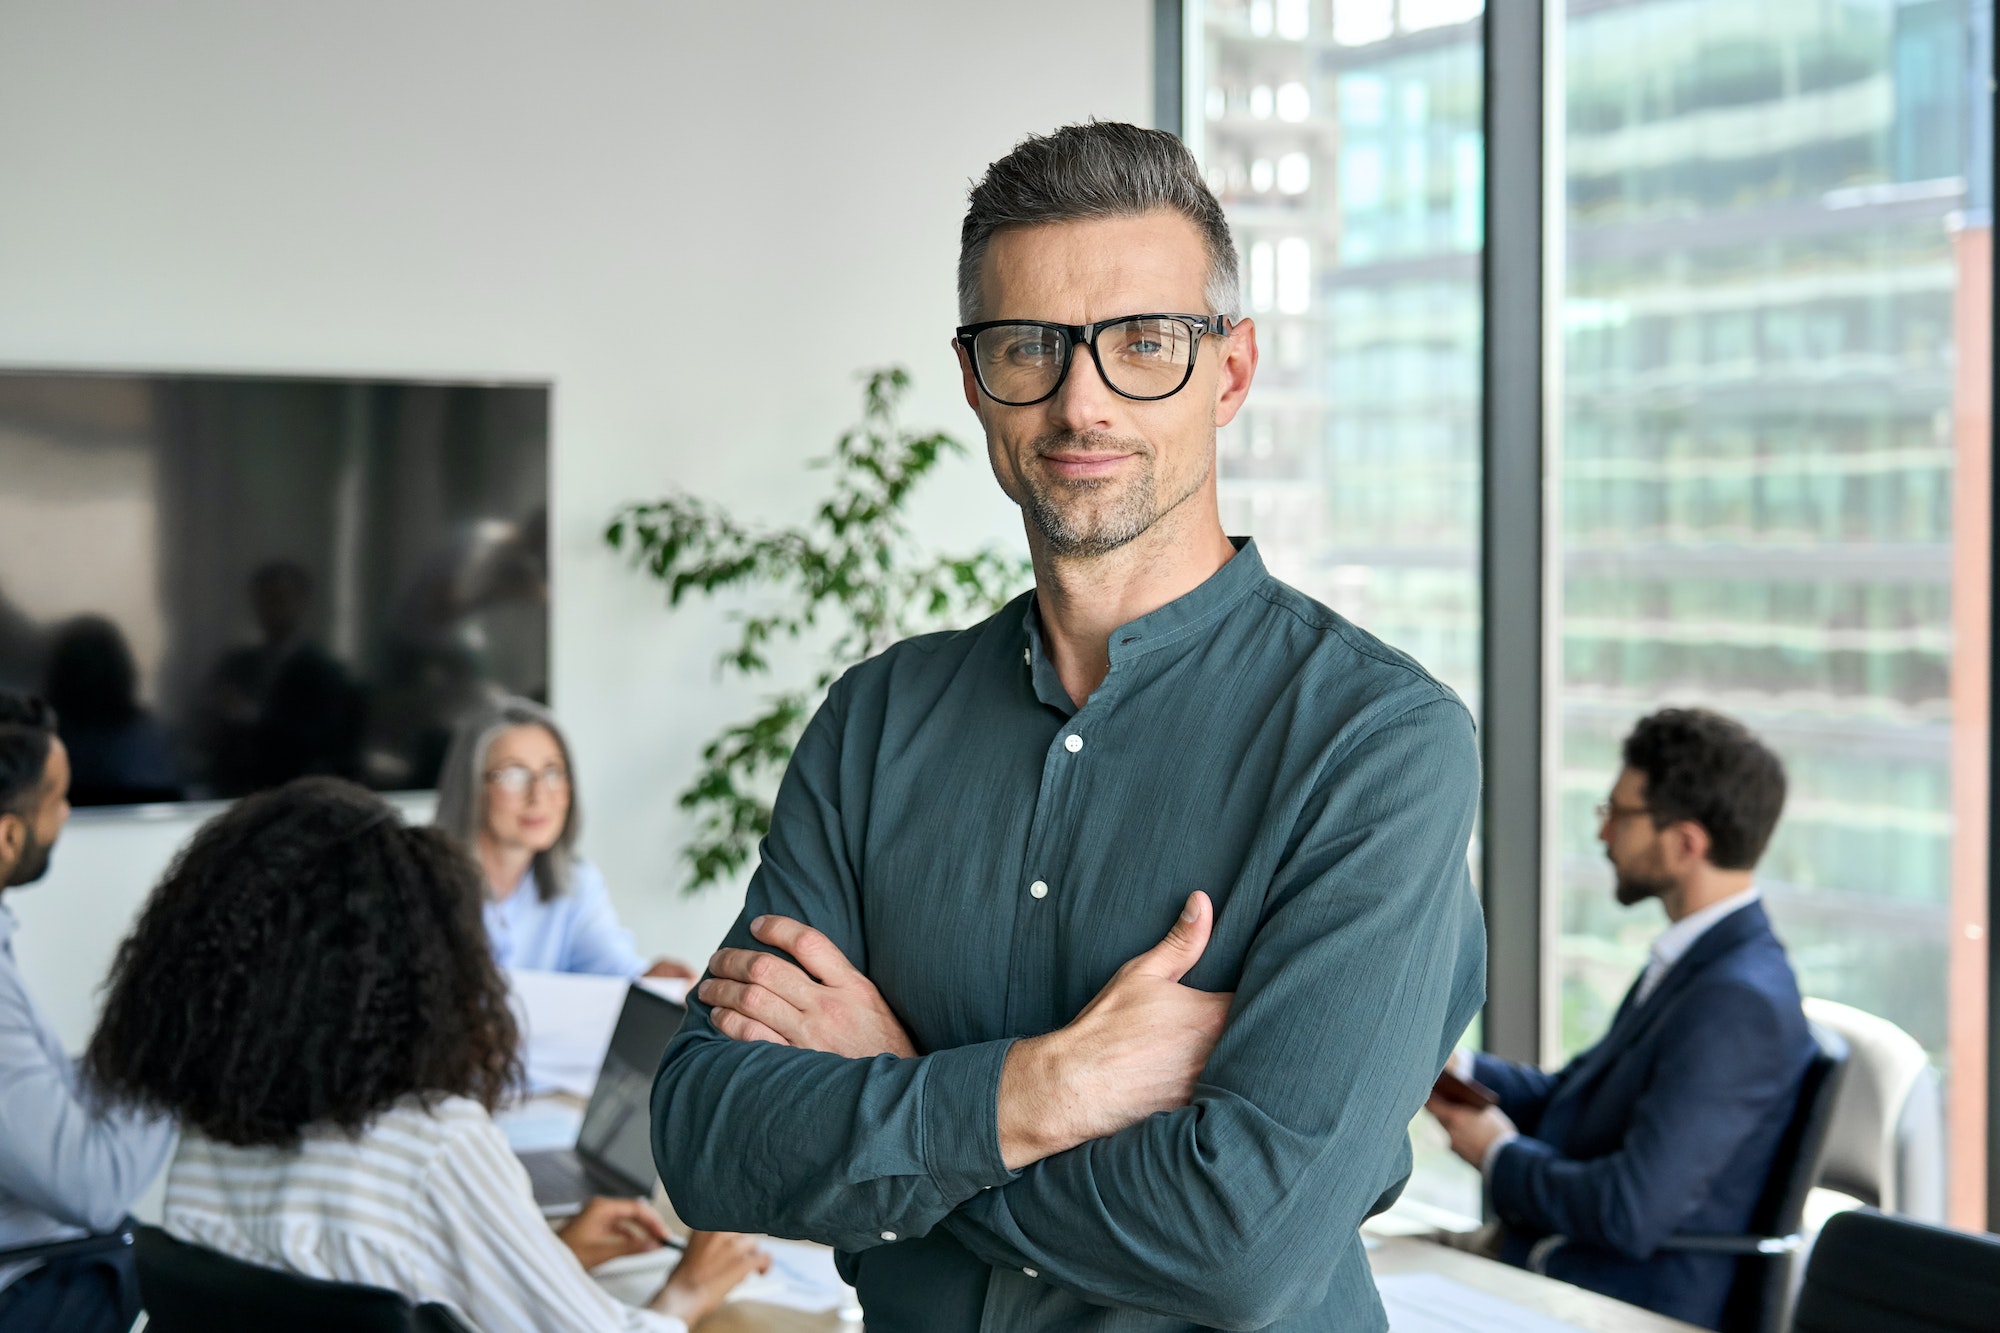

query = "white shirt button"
[
  {"left": 1064, "top": 734, "right": 1083, "bottom": 753},
  {"left": 1022, "top": 647, "right": 1030, "bottom": 666},
  {"left": 1024, "top": 1267, "right": 1039, "bottom": 1278},
  {"left": 880, "top": 1230, "right": 897, "bottom": 1241},
  {"left": 1029, "top": 880, "right": 1049, "bottom": 899}
]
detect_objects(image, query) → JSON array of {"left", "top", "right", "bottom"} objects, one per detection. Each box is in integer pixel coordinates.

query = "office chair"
[
  {"left": 0, "top": 1225, "right": 136, "bottom": 1271},
  {"left": 1801, "top": 996, "right": 1947, "bottom": 1221},
  {"left": 1655, "top": 1019, "right": 1849, "bottom": 1333},
  {"left": 1791, "top": 1207, "right": 2000, "bottom": 1333},
  {"left": 133, "top": 1226, "right": 474, "bottom": 1333}
]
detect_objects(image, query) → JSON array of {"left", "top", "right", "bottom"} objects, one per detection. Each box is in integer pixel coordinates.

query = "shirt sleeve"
[
  {"left": 0, "top": 967, "right": 175, "bottom": 1232},
  {"left": 652, "top": 683, "right": 1019, "bottom": 1252},
  {"left": 422, "top": 1114, "right": 683, "bottom": 1333},
  {"left": 938, "top": 694, "right": 1488, "bottom": 1330},
  {"left": 556, "top": 862, "right": 649, "bottom": 978}
]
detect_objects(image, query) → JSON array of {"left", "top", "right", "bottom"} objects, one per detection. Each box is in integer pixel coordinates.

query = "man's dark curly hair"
[
  {"left": 1623, "top": 707, "right": 1786, "bottom": 871},
  {"left": 84, "top": 777, "right": 521, "bottom": 1147}
]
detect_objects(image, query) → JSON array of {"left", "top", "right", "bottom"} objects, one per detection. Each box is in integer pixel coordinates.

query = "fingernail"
[
  {"left": 1181, "top": 894, "right": 1200, "bottom": 923},
  {"left": 751, "top": 915, "right": 769, "bottom": 931}
]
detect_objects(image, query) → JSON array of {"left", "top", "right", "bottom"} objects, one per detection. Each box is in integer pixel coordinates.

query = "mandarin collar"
[{"left": 1022, "top": 538, "right": 1266, "bottom": 710}]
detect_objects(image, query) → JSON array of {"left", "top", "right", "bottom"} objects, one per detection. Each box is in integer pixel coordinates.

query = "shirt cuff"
[
  {"left": 1480, "top": 1128, "right": 1519, "bottom": 1182},
  {"left": 918, "top": 1038, "right": 1020, "bottom": 1205}
]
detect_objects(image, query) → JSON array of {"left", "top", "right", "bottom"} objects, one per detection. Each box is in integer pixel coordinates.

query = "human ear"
[
  {"left": 952, "top": 338, "right": 982, "bottom": 414},
  {"left": 0, "top": 813, "right": 21, "bottom": 874},
  {"left": 1211, "top": 318, "right": 1259, "bottom": 430},
  {"left": 1665, "top": 819, "right": 1710, "bottom": 873}
]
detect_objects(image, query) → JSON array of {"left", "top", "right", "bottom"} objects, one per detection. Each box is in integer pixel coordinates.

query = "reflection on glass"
[
  {"left": 1195, "top": 0, "right": 1486, "bottom": 1217},
  {"left": 1556, "top": 0, "right": 1993, "bottom": 1226},
  {"left": 0, "top": 373, "right": 550, "bottom": 805}
]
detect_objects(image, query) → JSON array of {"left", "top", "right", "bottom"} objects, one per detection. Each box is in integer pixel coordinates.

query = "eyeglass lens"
[
  {"left": 489, "top": 764, "right": 567, "bottom": 795},
  {"left": 972, "top": 317, "right": 1197, "bottom": 405}
]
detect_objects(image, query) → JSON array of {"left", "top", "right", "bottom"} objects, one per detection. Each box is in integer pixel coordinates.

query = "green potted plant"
[{"left": 606, "top": 367, "right": 1029, "bottom": 894}]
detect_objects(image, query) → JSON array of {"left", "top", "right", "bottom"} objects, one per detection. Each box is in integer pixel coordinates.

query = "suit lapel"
[{"left": 1546, "top": 903, "right": 1774, "bottom": 1120}]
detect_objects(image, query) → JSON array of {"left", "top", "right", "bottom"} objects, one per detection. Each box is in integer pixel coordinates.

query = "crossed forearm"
[{"left": 700, "top": 892, "right": 1231, "bottom": 1169}]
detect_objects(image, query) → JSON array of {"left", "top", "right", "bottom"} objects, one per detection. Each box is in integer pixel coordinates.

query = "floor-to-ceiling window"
[
  {"left": 1553, "top": 0, "right": 1993, "bottom": 1227},
  {"left": 1188, "top": 0, "right": 1995, "bottom": 1229},
  {"left": 1189, "top": 0, "right": 1487, "bottom": 1216}
]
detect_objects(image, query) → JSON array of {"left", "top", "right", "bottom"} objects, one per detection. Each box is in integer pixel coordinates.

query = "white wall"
[{"left": 0, "top": 0, "right": 1152, "bottom": 1046}]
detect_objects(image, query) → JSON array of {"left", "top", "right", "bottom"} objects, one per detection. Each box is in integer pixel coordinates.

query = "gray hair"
[
  {"left": 958, "top": 121, "right": 1241, "bottom": 324},
  {"left": 433, "top": 697, "right": 580, "bottom": 902}
]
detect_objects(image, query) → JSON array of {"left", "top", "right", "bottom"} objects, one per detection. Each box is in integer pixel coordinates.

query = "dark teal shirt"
[{"left": 653, "top": 539, "right": 1485, "bottom": 1331}]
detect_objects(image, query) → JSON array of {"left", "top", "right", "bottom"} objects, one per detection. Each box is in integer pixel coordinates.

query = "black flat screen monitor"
[{"left": 0, "top": 369, "right": 549, "bottom": 807}]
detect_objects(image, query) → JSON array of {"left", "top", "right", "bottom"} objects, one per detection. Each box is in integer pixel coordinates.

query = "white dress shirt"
[
  {"left": 0, "top": 901, "right": 175, "bottom": 1291},
  {"left": 1632, "top": 884, "right": 1762, "bottom": 1007}
]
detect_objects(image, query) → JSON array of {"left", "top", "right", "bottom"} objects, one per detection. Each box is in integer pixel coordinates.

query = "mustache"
[{"left": 1032, "top": 429, "right": 1152, "bottom": 460}]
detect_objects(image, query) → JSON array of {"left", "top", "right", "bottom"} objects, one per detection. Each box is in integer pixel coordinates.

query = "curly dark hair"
[
  {"left": 1623, "top": 707, "right": 1787, "bottom": 871},
  {"left": 84, "top": 777, "right": 521, "bottom": 1147}
]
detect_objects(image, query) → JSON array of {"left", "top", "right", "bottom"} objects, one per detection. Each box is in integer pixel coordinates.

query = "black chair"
[
  {"left": 0, "top": 1225, "right": 136, "bottom": 1272},
  {"left": 1792, "top": 1207, "right": 2000, "bottom": 1332},
  {"left": 133, "top": 1226, "right": 474, "bottom": 1333},
  {"left": 1653, "top": 1019, "right": 1850, "bottom": 1333}
]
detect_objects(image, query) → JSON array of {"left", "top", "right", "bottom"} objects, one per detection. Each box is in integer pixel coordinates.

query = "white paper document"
[
  {"left": 592, "top": 1237, "right": 858, "bottom": 1317},
  {"left": 1377, "top": 1273, "right": 1591, "bottom": 1333},
  {"left": 725, "top": 1238, "right": 859, "bottom": 1315},
  {"left": 506, "top": 968, "right": 629, "bottom": 1096}
]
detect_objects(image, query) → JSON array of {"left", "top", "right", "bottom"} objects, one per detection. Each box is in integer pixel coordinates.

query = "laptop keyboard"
[{"left": 522, "top": 1149, "right": 590, "bottom": 1207}]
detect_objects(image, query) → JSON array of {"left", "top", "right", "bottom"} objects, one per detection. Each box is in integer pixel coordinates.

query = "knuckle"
[{"left": 746, "top": 954, "right": 778, "bottom": 985}]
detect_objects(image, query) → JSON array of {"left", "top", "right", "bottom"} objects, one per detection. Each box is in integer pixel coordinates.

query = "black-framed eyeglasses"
[
  {"left": 1595, "top": 800, "right": 1652, "bottom": 825},
  {"left": 954, "top": 313, "right": 1235, "bottom": 407}
]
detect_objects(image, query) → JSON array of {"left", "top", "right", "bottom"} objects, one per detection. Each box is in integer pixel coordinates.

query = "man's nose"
[{"left": 1050, "top": 343, "right": 1121, "bottom": 433}]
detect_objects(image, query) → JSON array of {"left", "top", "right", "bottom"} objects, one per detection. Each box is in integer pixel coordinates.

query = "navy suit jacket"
[{"left": 1472, "top": 902, "right": 1812, "bottom": 1331}]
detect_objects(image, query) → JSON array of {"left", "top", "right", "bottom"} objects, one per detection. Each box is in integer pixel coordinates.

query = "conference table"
[{"left": 691, "top": 1234, "right": 1705, "bottom": 1332}]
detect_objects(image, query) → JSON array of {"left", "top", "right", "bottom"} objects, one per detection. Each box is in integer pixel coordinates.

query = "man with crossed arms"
[{"left": 652, "top": 122, "right": 1486, "bottom": 1331}]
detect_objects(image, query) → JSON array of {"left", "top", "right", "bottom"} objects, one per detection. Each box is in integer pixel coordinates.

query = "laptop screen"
[{"left": 576, "top": 984, "right": 685, "bottom": 1191}]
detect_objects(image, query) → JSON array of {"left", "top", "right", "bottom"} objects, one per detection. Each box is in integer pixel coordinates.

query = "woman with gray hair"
[{"left": 434, "top": 698, "right": 693, "bottom": 980}]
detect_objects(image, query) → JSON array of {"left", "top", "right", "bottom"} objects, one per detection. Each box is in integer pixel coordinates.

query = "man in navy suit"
[{"left": 1427, "top": 707, "right": 1813, "bottom": 1331}]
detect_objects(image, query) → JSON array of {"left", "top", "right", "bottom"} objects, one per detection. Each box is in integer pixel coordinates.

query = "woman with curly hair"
[{"left": 82, "top": 777, "right": 765, "bottom": 1331}]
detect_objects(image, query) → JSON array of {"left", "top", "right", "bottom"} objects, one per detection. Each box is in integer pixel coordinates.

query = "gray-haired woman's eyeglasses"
[
  {"left": 485, "top": 764, "right": 569, "bottom": 797},
  {"left": 955, "top": 312, "right": 1235, "bottom": 407}
]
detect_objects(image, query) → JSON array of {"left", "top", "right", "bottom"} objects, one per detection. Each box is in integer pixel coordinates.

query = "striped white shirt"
[{"left": 164, "top": 1095, "right": 682, "bottom": 1333}]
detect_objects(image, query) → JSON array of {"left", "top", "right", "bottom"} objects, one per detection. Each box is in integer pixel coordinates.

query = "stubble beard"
[
  {"left": 4, "top": 828, "right": 50, "bottom": 888},
  {"left": 1019, "top": 430, "right": 1206, "bottom": 559}
]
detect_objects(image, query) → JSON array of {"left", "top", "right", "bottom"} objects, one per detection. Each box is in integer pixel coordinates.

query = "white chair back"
[{"left": 1801, "top": 997, "right": 1946, "bottom": 1221}]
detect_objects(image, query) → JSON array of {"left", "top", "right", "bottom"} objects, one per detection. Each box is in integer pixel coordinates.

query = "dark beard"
[
  {"left": 1614, "top": 870, "right": 1673, "bottom": 907},
  {"left": 5, "top": 827, "right": 51, "bottom": 887}
]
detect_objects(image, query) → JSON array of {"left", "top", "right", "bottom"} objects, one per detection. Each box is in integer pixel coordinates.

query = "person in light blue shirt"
[
  {"left": 0, "top": 691, "right": 173, "bottom": 1333},
  {"left": 434, "top": 699, "right": 692, "bottom": 981}
]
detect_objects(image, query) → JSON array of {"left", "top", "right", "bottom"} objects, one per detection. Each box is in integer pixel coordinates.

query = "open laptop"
[{"left": 517, "top": 982, "right": 685, "bottom": 1218}]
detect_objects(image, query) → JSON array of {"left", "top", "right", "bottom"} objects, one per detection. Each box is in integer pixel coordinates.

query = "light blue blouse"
[{"left": 481, "top": 858, "right": 646, "bottom": 978}]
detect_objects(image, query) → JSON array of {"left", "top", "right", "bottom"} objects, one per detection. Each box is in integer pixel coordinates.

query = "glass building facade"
[{"left": 1192, "top": 0, "right": 1992, "bottom": 1223}]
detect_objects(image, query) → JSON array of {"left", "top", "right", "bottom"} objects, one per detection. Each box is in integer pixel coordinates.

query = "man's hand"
[
  {"left": 556, "top": 1196, "right": 673, "bottom": 1271},
  {"left": 996, "top": 891, "right": 1233, "bottom": 1171},
  {"left": 1426, "top": 1093, "right": 1518, "bottom": 1169},
  {"left": 699, "top": 915, "right": 918, "bottom": 1059}
]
